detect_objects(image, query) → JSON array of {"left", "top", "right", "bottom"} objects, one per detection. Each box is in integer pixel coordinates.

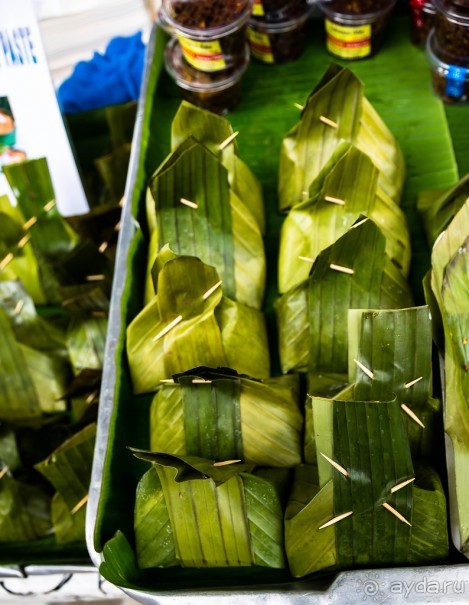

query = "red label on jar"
[
  {"left": 325, "top": 20, "right": 371, "bottom": 59},
  {"left": 247, "top": 27, "right": 274, "bottom": 63},
  {"left": 177, "top": 35, "right": 227, "bottom": 72}
]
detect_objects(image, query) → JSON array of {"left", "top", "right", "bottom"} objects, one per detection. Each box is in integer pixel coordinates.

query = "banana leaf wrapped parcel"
[
  {"left": 426, "top": 198, "right": 469, "bottom": 558},
  {"left": 278, "top": 65, "right": 405, "bottom": 213},
  {"left": 127, "top": 250, "right": 270, "bottom": 394},
  {"left": 133, "top": 454, "right": 288, "bottom": 570},
  {"left": 276, "top": 217, "right": 413, "bottom": 376},
  {"left": 150, "top": 368, "right": 302, "bottom": 468},
  {"left": 278, "top": 143, "right": 411, "bottom": 293},
  {"left": 144, "top": 104, "right": 266, "bottom": 311},
  {"left": 289, "top": 304, "right": 448, "bottom": 577}
]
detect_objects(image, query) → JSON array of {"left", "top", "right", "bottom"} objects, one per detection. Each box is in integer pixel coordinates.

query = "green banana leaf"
[
  {"left": 0, "top": 196, "right": 46, "bottom": 304},
  {"left": 66, "top": 317, "right": 108, "bottom": 374},
  {"left": 0, "top": 281, "right": 67, "bottom": 356},
  {"left": 127, "top": 254, "right": 269, "bottom": 394},
  {"left": 146, "top": 138, "right": 265, "bottom": 310},
  {"left": 278, "top": 144, "right": 411, "bottom": 293},
  {"left": 95, "top": 143, "right": 132, "bottom": 205},
  {"left": 276, "top": 218, "right": 413, "bottom": 375},
  {"left": 278, "top": 65, "right": 405, "bottom": 212},
  {"left": 0, "top": 307, "right": 67, "bottom": 421},
  {"left": 171, "top": 101, "right": 265, "bottom": 233},
  {"left": 2, "top": 158, "right": 79, "bottom": 257},
  {"left": 132, "top": 453, "right": 286, "bottom": 570},
  {"left": 51, "top": 492, "right": 87, "bottom": 544},
  {"left": 150, "top": 369, "right": 301, "bottom": 467},
  {"left": 286, "top": 395, "right": 448, "bottom": 577},
  {"left": 60, "top": 284, "right": 109, "bottom": 316},
  {"left": 418, "top": 174, "right": 469, "bottom": 249},
  {"left": 348, "top": 306, "right": 440, "bottom": 459},
  {"left": 0, "top": 476, "right": 51, "bottom": 542},
  {"left": 35, "top": 423, "right": 96, "bottom": 514},
  {"left": 0, "top": 425, "right": 20, "bottom": 471},
  {"left": 429, "top": 200, "right": 469, "bottom": 557}
]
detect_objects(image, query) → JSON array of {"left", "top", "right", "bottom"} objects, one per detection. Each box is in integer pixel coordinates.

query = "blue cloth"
[{"left": 58, "top": 31, "right": 145, "bottom": 114}]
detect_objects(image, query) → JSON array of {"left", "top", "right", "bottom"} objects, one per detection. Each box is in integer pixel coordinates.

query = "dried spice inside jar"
[
  {"left": 410, "top": 0, "right": 436, "bottom": 46},
  {"left": 317, "top": 0, "right": 397, "bottom": 59},
  {"left": 164, "top": 38, "right": 249, "bottom": 114},
  {"left": 247, "top": 12, "right": 310, "bottom": 63},
  {"left": 433, "top": 0, "right": 469, "bottom": 64},
  {"left": 162, "top": 0, "right": 252, "bottom": 72}
]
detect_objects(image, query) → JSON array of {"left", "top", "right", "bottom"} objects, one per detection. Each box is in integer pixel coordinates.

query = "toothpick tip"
[
  {"left": 353, "top": 358, "right": 374, "bottom": 380},
  {"left": 382, "top": 502, "right": 412, "bottom": 526},
  {"left": 218, "top": 130, "right": 239, "bottom": 150},
  {"left": 401, "top": 404, "right": 425, "bottom": 429}
]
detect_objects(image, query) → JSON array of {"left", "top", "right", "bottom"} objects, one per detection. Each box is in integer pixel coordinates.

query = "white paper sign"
[{"left": 0, "top": 0, "right": 89, "bottom": 216}]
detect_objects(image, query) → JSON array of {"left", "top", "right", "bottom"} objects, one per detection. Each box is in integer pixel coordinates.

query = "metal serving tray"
[{"left": 86, "top": 20, "right": 469, "bottom": 605}]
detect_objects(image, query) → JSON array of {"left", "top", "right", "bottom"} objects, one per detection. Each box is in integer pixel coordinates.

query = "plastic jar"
[
  {"left": 247, "top": 1, "right": 312, "bottom": 63},
  {"left": 317, "top": 0, "right": 397, "bottom": 60},
  {"left": 427, "top": 30, "right": 469, "bottom": 103},
  {"left": 164, "top": 37, "right": 250, "bottom": 114},
  {"left": 161, "top": 0, "right": 253, "bottom": 73},
  {"left": 433, "top": 0, "right": 469, "bottom": 63},
  {"left": 410, "top": 0, "right": 436, "bottom": 46}
]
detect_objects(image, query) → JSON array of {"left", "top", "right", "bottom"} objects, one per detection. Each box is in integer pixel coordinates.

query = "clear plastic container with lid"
[
  {"left": 247, "top": 0, "right": 312, "bottom": 63},
  {"left": 164, "top": 37, "right": 250, "bottom": 114},
  {"left": 433, "top": 0, "right": 469, "bottom": 62},
  {"left": 317, "top": 0, "right": 397, "bottom": 60},
  {"left": 427, "top": 30, "right": 469, "bottom": 103},
  {"left": 161, "top": 0, "right": 253, "bottom": 73}
]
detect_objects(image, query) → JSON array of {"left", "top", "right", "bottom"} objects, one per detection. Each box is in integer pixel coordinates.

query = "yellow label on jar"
[
  {"left": 178, "top": 35, "right": 226, "bottom": 72},
  {"left": 247, "top": 27, "right": 274, "bottom": 63},
  {"left": 325, "top": 20, "right": 371, "bottom": 59},
  {"left": 253, "top": 0, "right": 265, "bottom": 16}
]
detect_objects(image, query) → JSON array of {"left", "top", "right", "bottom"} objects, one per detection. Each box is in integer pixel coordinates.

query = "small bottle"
[
  {"left": 161, "top": 0, "right": 253, "bottom": 73},
  {"left": 247, "top": 0, "right": 312, "bottom": 64},
  {"left": 410, "top": 0, "right": 436, "bottom": 46},
  {"left": 164, "top": 38, "right": 250, "bottom": 114},
  {"left": 317, "top": 0, "right": 397, "bottom": 60}
]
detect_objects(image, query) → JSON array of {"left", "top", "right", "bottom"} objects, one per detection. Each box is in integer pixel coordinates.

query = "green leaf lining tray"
[{"left": 87, "top": 17, "right": 468, "bottom": 601}]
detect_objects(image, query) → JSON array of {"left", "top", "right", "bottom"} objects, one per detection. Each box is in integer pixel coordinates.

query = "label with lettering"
[
  {"left": 177, "top": 35, "right": 226, "bottom": 72},
  {"left": 325, "top": 20, "right": 372, "bottom": 59},
  {"left": 253, "top": 0, "right": 265, "bottom": 16},
  {"left": 445, "top": 65, "right": 469, "bottom": 98},
  {"left": 247, "top": 27, "right": 274, "bottom": 63}
]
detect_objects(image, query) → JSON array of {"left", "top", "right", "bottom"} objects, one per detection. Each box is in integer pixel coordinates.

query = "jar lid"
[
  {"left": 161, "top": 0, "right": 253, "bottom": 39},
  {"left": 164, "top": 38, "right": 250, "bottom": 92},
  {"left": 433, "top": 0, "right": 469, "bottom": 25},
  {"left": 317, "top": 0, "right": 397, "bottom": 24}
]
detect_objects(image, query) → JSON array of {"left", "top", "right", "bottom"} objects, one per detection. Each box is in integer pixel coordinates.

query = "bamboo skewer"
[
  {"left": 71, "top": 494, "right": 89, "bottom": 515},
  {"left": 213, "top": 460, "right": 241, "bottom": 467},
  {"left": 180, "top": 198, "right": 198, "bottom": 209},
  {"left": 353, "top": 358, "right": 374, "bottom": 380},
  {"left": 202, "top": 280, "right": 222, "bottom": 300},
  {"left": 320, "top": 116, "right": 338, "bottom": 128},
  {"left": 43, "top": 200, "right": 56, "bottom": 212},
  {"left": 320, "top": 452, "right": 349, "bottom": 477},
  {"left": 401, "top": 404, "right": 425, "bottom": 428},
  {"left": 319, "top": 511, "right": 353, "bottom": 530},
  {"left": 404, "top": 376, "right": 423, "bottom": 389},
  {"left": 325, "top": 196, "right": 346, "bottom": 206},
  {"left": 382, "top": 502, "right": 412, "bottom": 526},
  {"left": 153, "top": 315, "right": 183, "bottom": 341},
  {"left": 391, "top": 477, "right": 415, "bottom": 494},
  {"left": 330, "top": 263, "right": 354, "bottom": 275},
  {"left": 219, "top": 131, "right": 239, "bottom": 150},
  {"left": 293, "top": 103, "right": 304, "bottom": 111}
]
